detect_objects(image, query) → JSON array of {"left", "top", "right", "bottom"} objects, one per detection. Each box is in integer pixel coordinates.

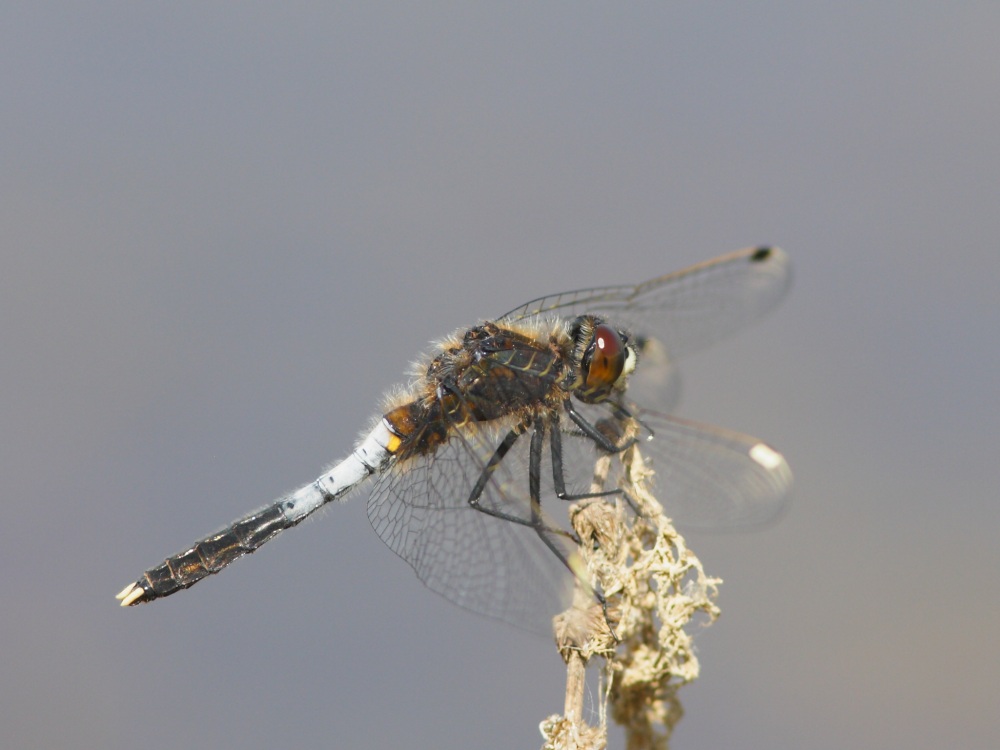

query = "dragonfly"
[{"left": 117, "top": 247, "right": 793, "bottom": 632}]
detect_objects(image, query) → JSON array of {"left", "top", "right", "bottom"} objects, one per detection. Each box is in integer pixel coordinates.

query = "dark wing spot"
[{"left": 750, "top": 247, "right": 773, "bottom": 262}]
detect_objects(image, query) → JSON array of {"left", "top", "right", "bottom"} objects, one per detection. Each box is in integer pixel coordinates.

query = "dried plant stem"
[
  {"left": 563, "top": 649, "right": 586, "bottom": 726},
  {"left": 540, "top": 441, "right": 721, "bottom": 750}
]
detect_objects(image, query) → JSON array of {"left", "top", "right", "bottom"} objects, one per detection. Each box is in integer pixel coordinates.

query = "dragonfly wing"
[
  {"left": 500, "top": 246, "right": 792, "bottom": 360},
  {"left": 366, "top": 419, "right": 576, "bottom": 633},
  {"left": 628, "top": 410, "right": 793, "bottom": 529}
]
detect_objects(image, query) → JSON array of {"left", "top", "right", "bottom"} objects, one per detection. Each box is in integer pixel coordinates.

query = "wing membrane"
[
  {"left": 552, "top": 404, "right": 792, "bottom": 529},
  {"left": 366, "top": 420, "right": 576, "bottom": 633},
  {"left": 500, "top": 246, "right": 792, "bottom": 360},
  {"left": 629, "top": 410, "right": 792, "bottom": 529}
]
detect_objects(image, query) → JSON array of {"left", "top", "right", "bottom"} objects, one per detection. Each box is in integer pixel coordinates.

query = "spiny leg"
[
  {"left": 607, "top": 400, "right": 655, "bottom": 439},
  {"left": 529, "top": 417, "right": 618, "bottom": 640},
  {"left": 465, "top": 419, "right": 574, "bottom": 540},
  {"left": 525, "top": 419, "right": 582, "bottom": 566},
  {"left": 528, "top": 414, "right": 618, "bottom": 643},
  {"left": 560, "top": 399, "right": 644, "bottom": 514},
  {"left": 563, "top": 399, "right": 639, "bottom": 454},
  {"left": 462, "top": 416, "right": 617, "bottom": 637},
  {"left": 549, "top": 410, "right": 622, "bottom": 502}
]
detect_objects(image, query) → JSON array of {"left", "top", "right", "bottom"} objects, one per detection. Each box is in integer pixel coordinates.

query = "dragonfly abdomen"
[{"left": 118, "top": 422, "right": 396, "bottom": 606}]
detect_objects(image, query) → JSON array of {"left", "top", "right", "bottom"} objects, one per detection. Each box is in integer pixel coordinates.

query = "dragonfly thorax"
[{"left": 381, "top": 321, "right": 575, "bottom": 460}]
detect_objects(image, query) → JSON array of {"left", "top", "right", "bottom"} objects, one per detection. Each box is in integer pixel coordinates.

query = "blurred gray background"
[{"left": 3, "top": 4, "right": 997, "bottom": 749}]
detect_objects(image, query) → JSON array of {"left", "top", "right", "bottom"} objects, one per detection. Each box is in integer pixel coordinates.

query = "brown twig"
[{"left": 540, "top": 439, "right": 721, "bottom": 750}]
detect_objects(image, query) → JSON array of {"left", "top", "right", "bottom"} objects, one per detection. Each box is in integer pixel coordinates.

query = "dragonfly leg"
[
  {"left": 549, "top": 412, "right": 622, "bottom": 503},
  {"left": 530, "top": 420, "right": 619, "bottom": 641},
  {"left": 465, "top": 420, "right": 575, "bottom": 541},
  {"left": 563, "top": 399, "right": 638, "bottom": 454},
  {"left": 464, "top": 419, "right": 616, "bottom": 636}
]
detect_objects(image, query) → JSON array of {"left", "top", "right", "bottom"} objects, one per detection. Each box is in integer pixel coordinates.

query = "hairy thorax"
[{"left": 383, "top": 321, "right": 575, "bottom": 459}]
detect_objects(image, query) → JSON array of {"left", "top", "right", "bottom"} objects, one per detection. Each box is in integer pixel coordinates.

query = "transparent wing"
[
  {"left": 365, "top": 401, "right": 791, "bottom": 631},
  {"left": 499, "top": 246, "right": 792, "bottom": 360},
  {"left": 366, "top": 419, "right": 577, "bottom": 634},
  {"left": 628, "top": 410, "right": 792, "bottom": 529},
  {"left": 549, "top": 402, "right": 791, "bottom": 529}
]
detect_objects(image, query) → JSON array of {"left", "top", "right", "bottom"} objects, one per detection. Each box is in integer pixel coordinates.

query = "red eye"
[{"left": 583, "top": 324, "right": 626, "bottom": 389}]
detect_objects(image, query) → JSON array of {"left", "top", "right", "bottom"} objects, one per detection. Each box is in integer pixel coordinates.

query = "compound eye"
[{"left": 583, "top": 324, "right": 626, "bottom": 389}]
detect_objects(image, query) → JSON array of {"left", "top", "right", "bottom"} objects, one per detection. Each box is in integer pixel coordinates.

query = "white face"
[{"left": 615, "top": 342, "right": 638, "bottom": 388}]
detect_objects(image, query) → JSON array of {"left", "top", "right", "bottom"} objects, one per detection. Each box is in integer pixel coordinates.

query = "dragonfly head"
[{"left": 571, "top": 316, "right": 638, "bottom": 402}]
